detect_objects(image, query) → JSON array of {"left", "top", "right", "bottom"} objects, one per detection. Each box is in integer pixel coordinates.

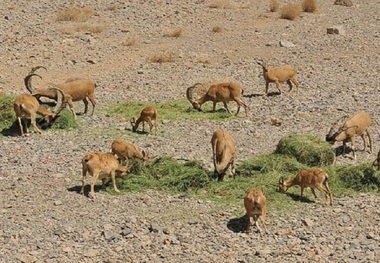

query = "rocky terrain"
[{"left": 0, "top": 0, "right": 379, "bottom": 262}]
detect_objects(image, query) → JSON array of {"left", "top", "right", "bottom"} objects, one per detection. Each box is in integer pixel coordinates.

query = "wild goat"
[
  {"left": 81, "top": 152, "right": 128, "bottom": 199},
  {"left": 130, "top": 106, "right": 158, "bottom": 134},
  {"left": 278, "top": 168, "right": 333, "bottom": 206},
  {"left": 186, "top": 82, "right": 249, "bottom": 116},
  {"left": 211, "top": 129, "right": 236, "bottom": 181},
  {"left": 24, "top": 72, "right": 96, "bottom": 118},
  {"left": 244, "top": 188, "right": 268, "bottom": 233},
  {"left": 111, "top": 138, "right": 149, "bottom": 166},
  {"left": 257, "top": 61, "right": 299, "bottom": 95},
  {"left": 13, "top": 88, "right": 66, "bottom": 136},
  {"left": 325, "top": 111, "right": 372, "bottom": 159}
]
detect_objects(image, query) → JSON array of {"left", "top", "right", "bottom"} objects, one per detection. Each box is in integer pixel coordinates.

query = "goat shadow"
[
  {"left": 243, "top": 92, "right": 280, "bottom": 98},
  {"left": 67, "top": 184, "right": 106, "bottom": 197},
  {"left": 227, "top": 214, "right": 248, "bottom": 233},
  {"left": 285, "top": 192, "right": 314, "bottom": 203}
]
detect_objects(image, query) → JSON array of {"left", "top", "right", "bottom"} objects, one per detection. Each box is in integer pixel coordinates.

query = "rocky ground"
[{"left": 0, "top": 0, "right": 379, "bottom": 262}]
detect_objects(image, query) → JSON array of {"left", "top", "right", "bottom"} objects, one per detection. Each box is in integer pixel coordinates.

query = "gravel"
[{"left": 1, "top": 1, "right": 379, "bottom": 262}]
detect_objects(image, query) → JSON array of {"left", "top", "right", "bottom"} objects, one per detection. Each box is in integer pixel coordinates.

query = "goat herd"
[{"left": 11, "top": 63, "right": 378, "bottom": 233}]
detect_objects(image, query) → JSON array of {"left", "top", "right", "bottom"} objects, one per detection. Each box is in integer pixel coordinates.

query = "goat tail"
[{"left": 82, "top": 153, "right": 95, "bottom": 164}]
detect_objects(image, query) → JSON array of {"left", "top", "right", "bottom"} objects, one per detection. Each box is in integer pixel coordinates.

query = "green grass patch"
[
  {"left": 0, "top": 94, "right": 17, "bottom": 135},
  {"left": 276, "top": 134, "right": 335, "bottom": 166},
  {"left": 50, "top": 108, "right": 79, "bottom": 130},
  {"left": 109, "top": 152, "right": 379, "bottom": 212},
  {"left": 105, "top": 99, "right": 237, "bottom": 121}
]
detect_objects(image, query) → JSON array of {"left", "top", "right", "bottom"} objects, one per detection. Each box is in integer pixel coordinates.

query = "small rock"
[
  {"left": 53, "top": 200, "right": 62, "bottom": 206},
  {"left": 334, "top": 0, "right": 353, "bottom": 7},
  {"left": 327, "top": 25, "right": 346, "bottom": 35},
  {"left": 279, "top": 40, "right": 295, "bottom": 48},
  {"left": 366, "top": 232, "right": 375, "bottom": 239},
  {"left": 302, "top": 218, "right": 314, "bottom": 227}
]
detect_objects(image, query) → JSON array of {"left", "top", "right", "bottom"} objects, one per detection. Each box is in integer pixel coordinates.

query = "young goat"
[
  {"left": 24, "top": 73, "right": 96, "bottom": 118},
  {"left": 187, "top": 82, "right": 249, "bottom": 116},
  {"left": 325, "top": 111, "right": 372, "bottom": 159},
  {"left": 130, "top": 106, "right": 158, "bottom": 134},
  {"left": 211, "top": 129, "right": 236, "bottom": 181},
  {"left": 257, "top": 61, "right": 299, "bottom": 95},
  {"left": 13, "top": 88, "right": 66, "bottom": 136},
  {"left": 111, "top": 138, "right": 149, "bottom": 166},
  {"left": 244, "top": 188, "right": 268, "bottom": 233},
  {"left": 278, "top": 168, "right": 333, "bottom": 206},
  {"left": 81, "top": 152, "right": 128, "bottom": 199}
]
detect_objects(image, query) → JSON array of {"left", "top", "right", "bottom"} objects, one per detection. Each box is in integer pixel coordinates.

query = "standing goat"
[
  {"left": 257, "top": 61, "right": 299, "bottom": 95},
  {"left": 130, "top": 106, "right": 158, "bottom": 134},
  {"left": 13, "top": 88, "right": 66, "bottom": 136},
  {"left": 81, "top": 152, "right": 128, "bottom": 199},
  {"left": 186, "top": 82, "right": 249, "bottom": 116},
  {"left": 244, "top": 188, "right": 268, "bottom": 233},
  {"left": 24, "top": 72, "right": 96, "bottom": 118},
  {"left": 278, "top": 168, "right": 333, "bottom": 206},
  {"left": 111, "top": 138, "right": 149, "bottom": 166},
  {"left": 211, "top": 129, "right": 236, "bottom": 181},
  {"left": 325, "top": 111, "right": 372, "bottom": 159}
]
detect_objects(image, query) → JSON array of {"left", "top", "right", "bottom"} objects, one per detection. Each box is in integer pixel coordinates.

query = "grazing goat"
[
  {"left": 186, "top": 82, "right": 249, "bottom": 116},
  {"left": 325, "top": 111, "right": 372, "bottom": 159},
  {"left": 24, "top": 73, "right": 96, "bottom": 118},
  {"left": 130, "top": 106, "right": 158, "bottom": 134},
  {"left": 111, "top": 138, "right": 149, "bottom": 166},
  {"left": 244, "top": 188, "right": 268, "bottom": 233},
  {"left": 257, "top": 61, "right": 299, "bottom": 95},
  {"left": 13, "top": 88, "right": 66, "bottom": 136},
  {"left": 278, "top": 168, "right": 333, "bottom": 206},
  {"left": 81, "top": 152, "right": 128, "bottom": 199},
  {"left": 211, "top": 129, "right": 236, "bottom": 181}
]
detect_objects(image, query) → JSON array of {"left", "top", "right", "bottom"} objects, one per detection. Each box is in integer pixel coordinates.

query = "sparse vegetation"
[
  {"left": 212, "top": 26, "right": 223, "bottom": 33},
  {"left": 55, "top": 7, "right": 95, "bottom": 22},
  {"left": 0, "top": 94, "right": 16, "bottom": 135},
  {"left": 280, "top": 3, "right": 302, "bottom": 20},
  {"left": 269, "top": 0, "right": 279, "bottom": 12},
  {"left": 50, "top": 108, "right": 79, "bottom": 130},
  {"left": 122, "top": 37, "right": 137, "bottom": 46},
  {"left": 163, "top": 28, "right": 183, "bottom": 38},
  {"left": 302, "top": 0, "right": 318, "bottom": 13},
  {"left": 208, "top": 1, "right": 232, "bottom": 9},
  {"left": 106, "top": 99, "right": 234, "bottom": 122},
  {"left": 148, "top": 53, "right": 177, "bottom": 63}
]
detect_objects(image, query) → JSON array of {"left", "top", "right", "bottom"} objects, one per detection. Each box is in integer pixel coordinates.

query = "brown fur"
[
  {"left": 244, "top": 188, "right": 268, "bottom": 233},
  {"left": 211, "top": 129, "right": 236, "bottom": 181},
  {"left": 189, "top": 82, "right": 248, "bottom": 116},
  {"left": 130, "top": 106, "right": 158, "bottom": 134},
  {"left": 81, "top": 152, "right": 128, "bottom": 199},
  {"left": 326, "top": 111, "right": 372, "bottom": 159},
  {"left": 278, "top": 168, "right": 333, "bottom": 206},
  {"left": 258, "top": 62, "right": 299, "bottom": 95},
  {"left": 111, "top": 139, "right": 149, "bottom": 164}
]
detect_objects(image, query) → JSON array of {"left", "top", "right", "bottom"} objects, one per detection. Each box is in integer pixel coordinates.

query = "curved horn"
[
  {"left": 186, "top": 84, "right": 198, "bottom": 104},
  {"left": 48, "top": 87, "right": 67, "bottom": 115},
  {"left": 29, "top": 66, "right": 47, "bottom": 75},
  {"left": 279, "top": 176, "right": 284, "bottom": 184},
  {"left": 24, "top": 73, "right": 42, "bottom": 94}
]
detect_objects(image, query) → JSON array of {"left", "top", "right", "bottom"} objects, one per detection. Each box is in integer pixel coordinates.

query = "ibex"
[
  {"left": 325, "top": 111, "right": 372, "bottom": 159},
  {"left": 24, "top": 71, "right": 96, "bottom": 118},
  {"left": 111, "top": 138, "right": 149, "bottom": 166},
  {"left": 186, "top": 82, "right": 249, "bottom": 116},
  {"left": 13, "top": 88, "right": 66, "bottom": 136},
  {"left": 130, "top": 106, "right": 158, "bottom": 134},
  {"left": 244, "top": 188, "right": 268, "bottom": 233},
  {"left": 211, "top": 129, "right": 236, "bottom": 181},
  {"left": 81, "top": 152, "right": 128, "bottom": 199},
  {"left": 278, "top": 168, "right": 333, "bottom": 206},
  {"left": 257, "top": 61, "right": 299, "bottom": 95}
]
